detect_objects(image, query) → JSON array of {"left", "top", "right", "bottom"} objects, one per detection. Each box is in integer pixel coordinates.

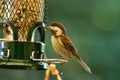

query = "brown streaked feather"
[
  {"left": 59, "top": 35, "right": 92, "bottom": 73},
  {"left": 59, "top": 35, "right": 80, "bottom": 58}
]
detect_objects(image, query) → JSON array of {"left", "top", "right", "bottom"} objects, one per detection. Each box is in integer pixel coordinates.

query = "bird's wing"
[
  {"left": 59, "top": 36, "right": 92, "bottom": 74},
  {"left": 59, "top": 35, "right": 78, "bottom": 56}
]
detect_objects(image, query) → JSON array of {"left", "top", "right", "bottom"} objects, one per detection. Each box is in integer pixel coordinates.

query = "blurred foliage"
[{"left": 0, "top": 0, "right": 120, "bottom": 80}]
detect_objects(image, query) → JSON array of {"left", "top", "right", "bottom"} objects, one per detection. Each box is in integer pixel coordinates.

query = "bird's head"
[{"left": 48, "top": 22, "right": 66, "bottom": 36}]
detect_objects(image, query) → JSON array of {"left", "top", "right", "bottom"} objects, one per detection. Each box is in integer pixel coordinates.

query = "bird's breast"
[
  {"left": 51, "top": 36, "right": 61, "bottom": 53},
  {"left": 51, "top": 36, "right": 72, "bottom": 58}
]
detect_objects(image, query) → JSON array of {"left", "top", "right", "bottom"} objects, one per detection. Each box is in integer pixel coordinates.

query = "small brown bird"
[
  {"left": 3, "top": 25, "right": 13, "bottom": 41},
  {"left": 48, "top": 22, "right": 92, "bottom": 74}
]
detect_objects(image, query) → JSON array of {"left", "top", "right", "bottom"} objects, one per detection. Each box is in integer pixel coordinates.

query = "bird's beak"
[
  {"left": 44, "top": 26, "right": 50, "bottom": 30},
  {"left": 44, "top": 26, "right": 53, "bottom": 31},
  {"left": 45, "top": 26, "right": 55, "bottom": 35}
]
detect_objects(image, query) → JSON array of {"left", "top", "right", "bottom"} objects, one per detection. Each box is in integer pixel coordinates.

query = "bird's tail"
[
  {"left": 76, "top": 55, "right": 92, "bottom": 74},
  {"left": 78, "top": 59, "right": 92, "bottom": 74}
]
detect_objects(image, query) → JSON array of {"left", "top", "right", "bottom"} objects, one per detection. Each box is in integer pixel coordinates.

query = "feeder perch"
[{"left": 0, "top": 0, "right": 67, "bottom": 70}]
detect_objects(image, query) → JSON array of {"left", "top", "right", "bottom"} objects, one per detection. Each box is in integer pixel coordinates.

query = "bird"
[
  {"left": 47, "top": 22, "right": 92, "bottom": 74},
  {"left": 0, "top": 24, "right": 13, "bottom": 41},
  {"left": 4, "top": 25, "right": 13, "bottom": 41}
]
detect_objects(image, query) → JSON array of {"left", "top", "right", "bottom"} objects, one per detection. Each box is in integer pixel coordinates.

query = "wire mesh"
[{"left": 0, "top": 0, "right": 47, "bottom": 41}]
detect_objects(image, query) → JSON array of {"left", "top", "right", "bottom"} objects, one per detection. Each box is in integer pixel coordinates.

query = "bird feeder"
[{"left": 0, "top": 0, "right": 67, "bottom": 70}]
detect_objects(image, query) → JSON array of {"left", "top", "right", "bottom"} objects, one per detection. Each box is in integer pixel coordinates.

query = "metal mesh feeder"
[
  {"left": 0, "top": 0, "right": 67, "bottom": 70},
  {"left": 0, "top": 0, "right": 47, "bottom": 69}
]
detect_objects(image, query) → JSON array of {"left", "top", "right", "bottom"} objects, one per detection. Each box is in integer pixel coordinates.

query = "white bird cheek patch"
[{"left": 53, "top": 26, "right": 62, "bottom": 36}]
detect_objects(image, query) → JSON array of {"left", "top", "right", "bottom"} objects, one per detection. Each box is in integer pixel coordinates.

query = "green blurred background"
[{"left": 0, "top": 0, "right": 120, "bottom": 80}]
